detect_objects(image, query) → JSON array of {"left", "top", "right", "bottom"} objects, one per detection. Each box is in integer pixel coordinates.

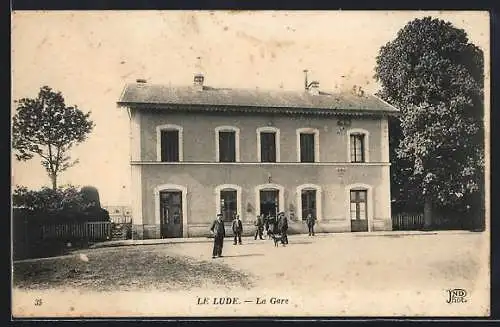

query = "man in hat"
[
  {"left": 254, "top": 214, "right": 264, "bottom": 240},
  {"left": 232, "top": 214, "right": 243, "bottom": 245},
  {"left": 210, "top": 213, "right": 226, "bottom": 258},
  {"left": 278, "top": 212, "right": 289, "bottom": 245},
  {"left": 306, "top": 213, "right": 316, "bottom": 236}
]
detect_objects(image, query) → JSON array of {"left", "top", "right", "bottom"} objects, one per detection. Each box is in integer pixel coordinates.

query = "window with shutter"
[
  {"left": 260, "top": 132, "right": 276, "bottom": 162},
  {"left": 219, "top": 131, "right": 236, "bottom": 162},
  {"left": 300, "top": 133, "right": 315, "bottom": 162},
  {"left": 161, "top": 130, "right": 179, "bottom": 162}
]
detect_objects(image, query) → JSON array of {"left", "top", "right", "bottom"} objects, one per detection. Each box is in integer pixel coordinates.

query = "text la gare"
[{"left": 197, "top": 296, "right": 289, "bottom": 305}]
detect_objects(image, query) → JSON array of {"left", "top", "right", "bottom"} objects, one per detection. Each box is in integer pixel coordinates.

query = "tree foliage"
[
  {"left": 375, "top": 17, "right": 484, "bottom": 222},
  {"left": 12, "top": 86, "right": 95, "bottom": 190}
]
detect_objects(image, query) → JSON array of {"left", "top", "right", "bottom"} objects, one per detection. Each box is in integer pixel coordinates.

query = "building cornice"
[{"left": 117, "top": 102, "right": 400, "bottom": 117}]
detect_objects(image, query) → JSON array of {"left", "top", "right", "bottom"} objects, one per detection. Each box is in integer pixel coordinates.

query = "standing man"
[
  {"left": 306, "top": 213, "right": 316, "bottom": 236},
  {"left": 264, "top": 215, "right": 271, "bottom": 239},
  {"left": 278, "top": 212, "right": 289, "bottom": 245},
  {"left": 232, "top": 214, "right": 243, "bottom": 245},
  {"left": 210, "top": 213, "right": 226, "bottom": 258},
  {"left": 254, "top": 214, "right": 264, "bottom": 240}
]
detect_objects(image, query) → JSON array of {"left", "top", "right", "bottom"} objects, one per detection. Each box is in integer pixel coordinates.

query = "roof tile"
[{"left": 117, "top": 83, "right": 399, "bottom": 114}]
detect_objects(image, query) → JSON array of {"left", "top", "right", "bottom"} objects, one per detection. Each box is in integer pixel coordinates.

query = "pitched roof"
[{"left": 117, "top": 83, "right": 399, "bottom": 116}]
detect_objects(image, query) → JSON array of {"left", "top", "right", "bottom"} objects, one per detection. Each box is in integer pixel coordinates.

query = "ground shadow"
[
  {"left": 218, "top": 254, "right": 265, "bottom": 258},
  {"left": 287, "top": 241, "right": 314, "bottom": 245},
  {"left": 355, "top": 233, "right": 438, "bottom": 238}
]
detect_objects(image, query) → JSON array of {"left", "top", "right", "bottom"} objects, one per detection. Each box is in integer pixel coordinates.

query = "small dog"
[
  {"left": 265, "top": 229, "right": 274, "bottom": 239},
  {"left": 271, "top": 233, "right": 283, "bottom": 247}
]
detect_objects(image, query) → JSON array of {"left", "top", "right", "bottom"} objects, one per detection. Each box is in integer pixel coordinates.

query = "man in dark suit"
[
  {"left": 232, "top": 214, "right": 243, "bottom": 245},
  {"left": 306, "top": 213, "right": 316, "bottom": 236},
  {"left": 278, "top": 212, "right": 289, "bottom": 245},
  {"left": 254, "top": 214, "right": 264, "bottom": 240},
  {"left": 210, "top": 213, "right": 226, "bottom": 258}
]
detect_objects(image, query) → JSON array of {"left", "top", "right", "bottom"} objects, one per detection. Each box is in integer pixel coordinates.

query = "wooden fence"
[
  {"left": 392, "top": 213, "right": 424, "bottom": 231},
  {"left": 40, "top": 221, "right": 112, "bottom": 241},
  {"left": 109, "top": 216, "right": 132, "bottom": 224}
]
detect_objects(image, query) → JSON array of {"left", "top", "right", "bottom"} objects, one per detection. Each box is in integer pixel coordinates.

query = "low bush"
[{"left": 13, "top": 185, "right": 110, "bottom": 224}]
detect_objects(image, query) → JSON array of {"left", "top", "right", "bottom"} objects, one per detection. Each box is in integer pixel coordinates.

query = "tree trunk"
[
  {"left": 423, "top": 196, "right": 433, "bottom": 230},
  {"left": 51, "top": 173, "right": 57, "bottom": 190}
]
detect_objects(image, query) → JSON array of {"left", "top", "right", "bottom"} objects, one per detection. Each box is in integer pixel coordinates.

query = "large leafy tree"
[
  {"left": 13, "top": 86, "right": 95, "bottom": 190},
  {"left": 375, "top": 17, "right": 484, "bottom": 229}
]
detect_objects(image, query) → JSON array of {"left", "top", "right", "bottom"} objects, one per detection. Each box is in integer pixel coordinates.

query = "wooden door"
[
  {"left": 260, "top": 190, "right": 279, "bottom": 219},
  {"left": 350, "top": 190, "right": 368, "bottom": 232},
  {"left": 160, "top": 191, "right": 183, "bottom": 238}
]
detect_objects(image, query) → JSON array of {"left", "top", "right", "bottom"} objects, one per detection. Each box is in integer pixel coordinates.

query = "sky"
[{"left": 11, "top": 11, "right": 490, "bottom": 206}]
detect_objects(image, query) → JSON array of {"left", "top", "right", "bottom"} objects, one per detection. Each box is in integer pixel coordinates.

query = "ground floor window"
[
  {"left": 301, "top": 189, "right": 317, "bottom": 220},
  {"left": 350, "top": 190, "right": 367, "bottom": 220},
  {"left": 220, "top": 189, "right": 237, "bottom": 222}
]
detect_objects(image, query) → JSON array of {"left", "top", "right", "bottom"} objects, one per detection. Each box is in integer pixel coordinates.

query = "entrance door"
[
  {"left": 160, "top": 191, "right": 183, "bottom": 238},
  {"left": 260, "top": 190, "right": 279, "bottom": 218},
  {"left": 350, "top": 190, "right": 368, "bottom": 232}
]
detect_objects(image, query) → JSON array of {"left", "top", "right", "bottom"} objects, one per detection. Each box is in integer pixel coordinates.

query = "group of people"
[
  {"left": 252, "top": 212, "right": 289, "bottom": 244},
  {"left": 209, "top": 211, "right": 317, "bottom": 259}
]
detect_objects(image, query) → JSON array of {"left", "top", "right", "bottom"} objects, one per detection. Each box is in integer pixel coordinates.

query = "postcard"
[{"left": 11, "top": 10, "right": 490, "bottom": 318}]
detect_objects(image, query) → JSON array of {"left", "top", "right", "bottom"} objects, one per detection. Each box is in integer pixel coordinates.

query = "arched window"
[
  {"left": 156, "top": 124, "right": 183, "bottom": 162},
  {"left": 257, "top": 126, "right": 281, "bottom": 162},
  {"left": 215, "top": 184, "right": 242, "bottom": 222},
  {"left": 296, "top": 128, "right": 320, "bottom": 163},
  {"left": 296, "top": 184, "right": 322, "bottom": 221},
  {"left": 347, "top": 128, "right": 370, "bottom": 163},
  {"left": 215, "top": 126, "right": 240, "bottom": 162}
]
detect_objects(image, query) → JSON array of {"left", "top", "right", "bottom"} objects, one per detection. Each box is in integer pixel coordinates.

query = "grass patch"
[{"left": 13, "top": 246, "right": 253, "bottom": 292}]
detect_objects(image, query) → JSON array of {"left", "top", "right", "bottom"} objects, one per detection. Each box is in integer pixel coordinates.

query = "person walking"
[
  {"left": 210, "top": 213, "right": 226, "bottom": 258},
  {"left": 232, "top": 214, "right": 243, "bottom": 245},
  {"left": 306, "top": 213, "right": 316, "bottom": 236},
  {"left": 278, "top": 212, "right": 289, "bottom": 245},
  {"left": 254, "top": 214, "right": 264, "bottom": 240}
]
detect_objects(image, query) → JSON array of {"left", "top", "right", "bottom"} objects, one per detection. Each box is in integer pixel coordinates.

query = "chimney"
[
  {"left": 307, "top": 80, "right": 320, "bottom": 95},
  {"left": 303, "top": 69, "right": 309, "bottom": 90},
  {"left": 351, "top": 85, "right": 365, "bottom": 97},
  {"left": 193, "top": 56, "right": 204, "bottom": 91},
  {"left": 193, "top": 73, "right": 204, "bottom": 91}
]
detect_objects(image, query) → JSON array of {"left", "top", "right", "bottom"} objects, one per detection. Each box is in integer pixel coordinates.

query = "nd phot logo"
[{"left": 446, "top": 288, "right": 468, "bottom": 304}]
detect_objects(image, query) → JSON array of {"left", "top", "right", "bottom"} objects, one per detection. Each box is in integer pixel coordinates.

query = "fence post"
[{"left": 85, "top": 222, "right": 89, "bottom": 244}]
